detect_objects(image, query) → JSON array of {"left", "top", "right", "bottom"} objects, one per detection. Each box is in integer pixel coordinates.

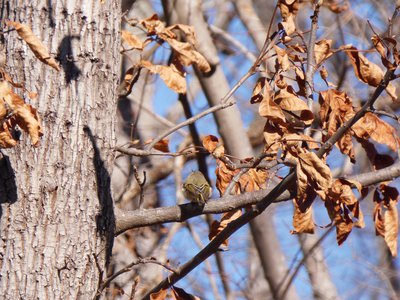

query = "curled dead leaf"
[
  {"left": 144, "top": 138, "right": 170, "bottom": 153},
  {"left": 121, "top": 30, "right": 143, "bottom": 50},
  {"left": 202, "top": 135, "right": 225, "bottom": 158},
  {"left": 296, "top": 151, "right": 332, "bottom": 201},
  {"left": 209, "top": 209, "right": 242, "bottom": 248},
  {"left": 141, "top": 60, "right": 186, "bottom": 94},
  {"left": 274, "top": 86, "right": 314, "bottom": 127},
  {"left": 6, "top": 21, "right": 60, "bottom": 71},
  {"left": 150, "top": 288, "right": 168, "bottom": 300},
  {"left": 319, "top": 89, "right": 356, "bottom": 161},
  {"left": 291, "top": 201, "right": 315, "bottom": 234},
  {"left": 314, "top": 40, "right": 333, "bottom": 65},
  {"left": 164, "top": 38, "right": 211, "bottom": 73},
  {"left": 384, "top": 200, "right": 398, "bottom": 256},
  {"left": 171, "top": 286, "right": 200, "bottom": 300},
  {"left": 344, "top": 45, "right": 397, "bottom": 100},
  {"left": 352, "top": 112, "right": 400, "bottom": 153},
  {"left": 0, "top": 81, "right": 43, "bottom": 147},
  {"left": 117, "top": 66, "right": 142, "bottom": 96}
]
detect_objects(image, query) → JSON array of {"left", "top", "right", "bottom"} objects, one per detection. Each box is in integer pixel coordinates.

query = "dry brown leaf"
[
  {"left": 319, "top": 89, "right": 355, "bottom": 161},
  {"left": 144, "top": 138, "right": 170, "bottom": 152},
  {"left": 278, "top": 17, "right": 296, "bottom": 37},
  {"left": 373, "top": 185, "right": 399, "bottom": 255},
  {"left": 296, "top": 151, "right": 332, "bottom": 200},
  {"left": 344, "top": 45, "right": 383, "bottom": 86},
  {"left": 336, "top": 218, "right": 353, "bottom": 245},
  {"left": 164, "top": 38, "right": 211, "bottom": 73},
  {"left": 6, "top": 21, "right": 60, "bottom": 71},
  {"left": 150, "top": 288, "right": 168, "bottom": 300},
  {"left": 237, "top": 168, "right": 269, "bottom": 193},
  {"left": 291, "top": 201, "right": 315, "bottom": 234},
  {"left": 263, "top": 121, "right": 285, "bottom": 158},
  {"left": 13, "top": 103, "right": 43, "bottom": 146},
  {"left": 314, "top": 40, "right": 333, "bottom": 65},
  {"left": 208, "top": 209, "right": 242, "bottom": 247},
  {"left": 373, "top": 203, "right": 385, "bottom": 237},
  {"left": 171, "top": 286, "right": 200, "bottom": 300},
  {"left": 371, "top": 35, "right": 386, "bottom": 61},
  {"left": 274, "top": 86, "right": 314, "bottom": 127},
  {"left": 141, "top": 60, "right": 186, "bottom": 93},
  {"left": 371, "top": 35, "right": 395, "bottom": 70},
  {"left": 0, "top": 81, "right": 43, "bottom": 147},
  {"left": 352, "top": 112, "right": 400, "bottom": 152},
  {"left": 328, "top": 179, "right": 365, "bottom": 228},
  {"left": 274, "top": 46, "right": 291, "bottom": 72},
  {"left": 259, "top": 94, "right": 286, "bottom": 125},
  {"left": 385, "top": 200, "right": 398, "bottom": 256},
  {"left": 251, "top": 77, "right": 272, "bottom": 104},
  {"left": 320, "top": 66, "right": 329, "bottom": 85},
  {"left": 202, "top": 135, "right": 224, "bottom": 158},
  {"left": 117, "top": 66, "right": 142, "bottom": 96},
  {"left": 140, "top": 14, "right": 172, "bottom": 38},
  {"left": 344, "top": 45, "right": 397, "bottom": 99},
  {"left": 278, "top": 0, "right": 299, "bottom": 36},
  {"left": 0, "top": 122, "right": 17, "bottom": 148},
  {"left": 294, "top": 67, "right": 307, "bottom": 97},
  {"left": 139, "top": 15, "right": 210, "bottom": 72},
  {"left": 330, "top": 179, "right": 357, "bottom": 206},
  {"left": 202, "top": 135, "right": 220, "bottom": 152},
  {"left": 121, "top": 30, "right": 143, "bottom": 50},
  {"left": 167, "top": 24, "right": 197, "bottom": 46},
  {"left": 325, "top": 199, "right": 354, "bottom": 245}
]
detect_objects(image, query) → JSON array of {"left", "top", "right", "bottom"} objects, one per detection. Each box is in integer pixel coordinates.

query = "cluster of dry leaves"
[
  {"left": 202, "top": 135, "right": 269, "bottom": 248},
  {"left": 126, "top": 5, "right": 400, "bottom": 260},
  {"left": 119, "top": 14, "right": 210, "bottom": 96},
  {"left": 247, "top": 0, "right": 400, "bottom": 256},
  {"left": 0, "top": 20, "right": 59, "bottom": 148}
]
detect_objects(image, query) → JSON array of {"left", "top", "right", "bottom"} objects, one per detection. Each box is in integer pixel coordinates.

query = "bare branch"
[{"left": 115, "top": 162, "right": 400, "bottom": 234}]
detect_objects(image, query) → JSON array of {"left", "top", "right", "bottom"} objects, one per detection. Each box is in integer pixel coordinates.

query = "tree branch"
[{"left": 115, "top": 162, "right": 400, "bottom": 235}]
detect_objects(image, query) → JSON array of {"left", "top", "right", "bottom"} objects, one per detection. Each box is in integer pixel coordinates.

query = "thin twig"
[
  {"left": 129, "top": 96, "right": 187, "bottom": 136},
  {"left": 115, "top": 145, "right": 197, "bottom": 157},
  {"left": 304, "top": 0, "right": 322, "bottom": 136},
  {"left": 96, "top": 257, "right": 177, "bottom": 298},
  {"left": 209, "top": 25, "right": 257, "bottom": 62},
  {"left": 279, "top": 227, "right": 335, "bottom": 299},
  {"left": 145, "top": 100, "right": 236, "bottom": 150},
  {"left": 129, "top": 277, "right": 139, "bottom": 300}
]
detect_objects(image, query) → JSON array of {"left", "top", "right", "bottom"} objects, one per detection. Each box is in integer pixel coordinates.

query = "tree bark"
[{"left": 0, "top": 0, "right": 120, "bottom": 298}]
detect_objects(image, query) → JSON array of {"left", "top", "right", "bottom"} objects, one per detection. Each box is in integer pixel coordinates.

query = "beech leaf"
[
  {"left": 141, "top": 60, "right": 186, "bottom": 93},
  {"left": 384, "top": 200, "right": 398, "bottom": 257},
  {"left": 291, "top": 202, "right": 315, "bottom": 234},
  {"left": 6, "top": 21, "right": 60, "bottom": 71},
  {"left": 121, "top": 30, "right": 143, "bottom": 50},
  {"left": 209, "top": 209, "right": 242, "bottom": 247},
  {"left": 352, "top": 112, "right": 400, "bottom": 153}
]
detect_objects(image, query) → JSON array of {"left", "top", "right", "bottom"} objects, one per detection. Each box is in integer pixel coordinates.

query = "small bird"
[{"left": 182, "top": 171, "right": 212, "bottom": 204}]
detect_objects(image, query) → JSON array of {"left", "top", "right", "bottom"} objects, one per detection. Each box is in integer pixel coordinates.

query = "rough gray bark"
[{"left": 0, "top": 0, "right": 120, "bottom": 298}]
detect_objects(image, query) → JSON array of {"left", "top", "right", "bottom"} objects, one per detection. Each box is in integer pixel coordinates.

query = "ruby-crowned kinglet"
[{"left": 182, "top": 171, "right": 212, "bottom": 204}]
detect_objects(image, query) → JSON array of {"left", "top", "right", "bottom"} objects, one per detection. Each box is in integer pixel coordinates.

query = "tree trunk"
[{"left": 0, "top": 0, "right": 120, "bottom": 298}]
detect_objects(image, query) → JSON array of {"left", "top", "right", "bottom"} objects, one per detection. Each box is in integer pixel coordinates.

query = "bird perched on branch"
[{"left": 182, "top": 171, "right": 212, "bottom": 204}]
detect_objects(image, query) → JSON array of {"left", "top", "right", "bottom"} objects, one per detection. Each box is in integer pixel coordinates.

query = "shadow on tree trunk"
[
  {"left": 0, "top": 153, "right": 17, "bottom": 222},
  {"left": 84, "top": 126, "right": 115, "bottom": 266}
]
